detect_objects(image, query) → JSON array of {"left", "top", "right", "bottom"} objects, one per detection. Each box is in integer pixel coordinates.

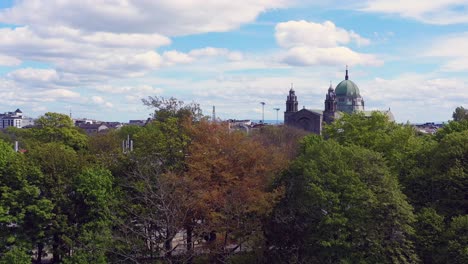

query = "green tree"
[
  {"left": 65, "top": 167, "right": 115, "bottom": 264},
  {"left": 33, "top": 112, "right": 88, "bottom": 150},
  {"left": 27, "top": 142, "right": 82, "bottom": 263},
  {"left": 266, "top": 136, "right": 419, "bottom": 263},
  {"left": 0, "top": 140, "right": 53, "bottom": 261},
  {"left": 0, "top": 246, "right": 30, "bottom": 264},
  {"left": 452, "top": 106, "right": 468, "bottom": 122},
  {"left": 435, "top": 119, "right": 468, "bottom": 141},
  {"left": 414, "top": 208, "right": 445, "bottom": 263},
  {"left": 142, "top": 96, "right": 204, "bottom": 122},
  {"left": 446, "top": 215, "right": 468, "bottom": 263},
  {"left": 133, "top": 117, "right": 191, "bottom": 172}
]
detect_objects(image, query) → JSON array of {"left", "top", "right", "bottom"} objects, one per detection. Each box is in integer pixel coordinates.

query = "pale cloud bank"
[
  {"left": 275, "top": 20, "right": 382, "bottom": 67},
  {"left": 361, "top": 0, "right": 468, "bottom": 25}
]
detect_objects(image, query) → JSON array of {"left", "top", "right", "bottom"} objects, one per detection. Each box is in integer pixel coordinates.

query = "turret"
[
  {"left": 284, "top": 84, "right": 299, "bottom": 124},
  {"left": 324, "top": 82, "right": 337, "bottom": 124}
]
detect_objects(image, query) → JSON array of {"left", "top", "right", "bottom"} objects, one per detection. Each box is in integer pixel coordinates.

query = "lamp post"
[
  {"left": 273, "top": 108, "right": 280, "bottom": 124},
  {"left": 260, "top": 102, "right": 265, "bottom": 123}
]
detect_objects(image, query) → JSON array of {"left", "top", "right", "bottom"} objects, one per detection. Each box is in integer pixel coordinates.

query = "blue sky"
[{"left": 0, "top": 0, "right": 467, "bottom": 123}]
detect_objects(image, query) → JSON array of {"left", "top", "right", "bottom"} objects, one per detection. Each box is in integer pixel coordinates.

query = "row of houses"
[{"left": 0, "top": 108, "right": 148, "bottom": 134}]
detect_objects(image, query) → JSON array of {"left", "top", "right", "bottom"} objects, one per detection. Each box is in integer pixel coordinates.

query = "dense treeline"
[{"left": 0, "top": 98, "right": 466, "bottom": 263}]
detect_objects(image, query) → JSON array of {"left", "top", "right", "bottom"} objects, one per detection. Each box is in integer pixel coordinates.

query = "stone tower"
[
  {"left": 284, "top": 84, "right": 298, "bottom": 124},
  {"left": 323, "top": 82, "right": 336, "bottom": 124}
]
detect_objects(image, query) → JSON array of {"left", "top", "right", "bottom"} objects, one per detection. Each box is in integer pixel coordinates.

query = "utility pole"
[
  {"left": 273, "top": 108, "right": 280, "bottom": 124},
  {"left": 260, "top": 102, "right": 265, "bottom": 123}
]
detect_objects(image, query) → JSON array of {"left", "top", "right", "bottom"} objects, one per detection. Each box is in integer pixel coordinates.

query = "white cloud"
[
  {"left": 0, "top": 0, "right": 288, "bottom": 36},
  {"left": 0, "top": 54, "right": 21, "bottom": 66},
  {"left": 7, "top": 68, "right": 59, "bottom": 83},
  {"left": 275, "top": 20, "right": 381, "bottom": 67},
  {"left": 276, "top": 20, "right": 370, "bottom": 48},
  {"left": 362, "top": 73, "right": 468, "bottom": 121},
  {"left": 163, "top": 51, "right": 195, "bottom": 65},
  {"left": 189, "top": 47, "right": 244, "bottom": 61},
  {"left": 282, "top": 46, "right": 382, "bottom": 67},
  {"left": 0, "top": 26, "right": 166, "bottom": 78},
  {"left": 423, "top": 33, "right": 468, "bottom": 72},
  {"left": 162, "top": 47, "right": 245, "bottom": 66},
  {"left": 361, "top": 0, "right": 468, "bottom": 25},
  {"left": 43, "top": 89, "right": 80, "bottom": 99},
  {"left": 91, "top": 96, "right": 105, "bottom": 104}
]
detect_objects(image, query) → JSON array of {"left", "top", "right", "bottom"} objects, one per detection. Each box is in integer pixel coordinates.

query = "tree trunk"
[
  {"left": 164, "top": 229, "right": 173, "bottom": 260},
  {"left": 36, "top": 243, "right": 43, "bottom": 264},
  {"left": 52, "top": 234, "right": 60, "bottom": 263},
  {"left": 186, "top": 225, "right": 193, "bottom": 264}
]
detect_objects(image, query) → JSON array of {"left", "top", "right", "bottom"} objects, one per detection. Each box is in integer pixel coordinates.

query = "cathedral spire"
[{"left": 345, "top": 65, "right": 349, "bottom": 80}]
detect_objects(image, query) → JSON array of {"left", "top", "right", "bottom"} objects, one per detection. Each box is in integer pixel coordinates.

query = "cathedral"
[{"left": 284, "top": 68, "right": 393, "bottom": 134}]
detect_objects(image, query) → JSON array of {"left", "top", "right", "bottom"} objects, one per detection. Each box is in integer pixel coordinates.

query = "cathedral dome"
[{"left": 335, "top": 79, "right": 361, "bottom": 97}]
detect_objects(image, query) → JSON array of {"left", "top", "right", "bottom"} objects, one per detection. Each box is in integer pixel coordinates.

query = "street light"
[
  {"left": 260, "top": 102, "right": 265, "bottom": 123},
  {"left": 273, "top": 108, "right": 280, "bottom": 124}
]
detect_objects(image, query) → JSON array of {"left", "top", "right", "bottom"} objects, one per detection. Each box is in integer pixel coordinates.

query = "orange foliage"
[{"left": 183, "top": 120, "right": 285, "bottom": 253}]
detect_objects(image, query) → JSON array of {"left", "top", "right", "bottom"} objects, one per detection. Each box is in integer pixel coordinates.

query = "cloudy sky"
[{"left": 0, "top": 0, "right": 467, "bottom": 123}]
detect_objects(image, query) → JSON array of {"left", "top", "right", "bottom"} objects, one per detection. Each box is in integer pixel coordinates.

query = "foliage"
[
  {"left": 266, "top": 136, "right": 419, "bottom": 263},
  {"left": 414, "top": 207, "right": 445, "bottom": 263},
  {"left": 32, "top": 112, "right": 88, "bottom": 150},
  {"left": 324, "top": 112, "right": 421, "bottom": 174},
  {"left": 0, "top": 140, "right": 53, "bottom": 255},
  {"left": 142, "top": 96, "right": 204, "bottom": 122},
  {"left": 452, "top": 106, "right": 468, "bottom": 121},
  {"left": 0, "top": 100, "right": 466, "bottom": 263},
  {"left": 0, "top": 246, "right": 30, "bottom": 264},
  {"left": 184, "top": 121, "right": 286, "bottom": 261},
  {"left": 435, "top": 119, "right": 468, "bottom": 141},
  {"left": 446, "top": 215, "right": 468, "bottom": 263}
]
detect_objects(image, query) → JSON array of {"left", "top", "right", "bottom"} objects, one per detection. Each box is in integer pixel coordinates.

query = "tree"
[
  {"left": 133, "top": 117, "right": 191, "bottom": 173},
  {"left": 266, "top": 136, "right": 419, "bottom": 263},
  {"left": 142, "top": 96, "right": 203, "bottom": 122},
  {"left": 27, "top": 142, "right": 82, "bottom": 263},
  {"left": 414, "top": 208, "right": 445, "bottom": 263},
  {"left": 0, "top": 246, "right": 30, "bottom": 264},
  {"left": 114, "top": 163, "right": 195, "bottom": 263},
  {"left": 0, "top": 140, "right": 53, "bottom": 262},
  {"left": 435, "top": 119, "right": 468, "bottom": 141},
  {"left": 452, "top": 106, "right": 468, "bottom": 121},
  {"left": 446, "top": 215, "right": 468, "bottom": 264},
  {"left": 64, "top": 167, "right": 116, "bottom": 264},
  {"left": 250, "top": 125, "right": 308, "bottom": 160},
  {"left": 32, "top": 112, "right": 88, "bottom": 150},
  {"left": 183, "top": 121, "right": 287, "bottom": 263}
]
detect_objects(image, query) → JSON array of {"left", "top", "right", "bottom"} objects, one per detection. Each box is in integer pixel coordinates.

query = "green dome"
[{"left": 335, "top": 80, "right": 360, "bottom": 97}]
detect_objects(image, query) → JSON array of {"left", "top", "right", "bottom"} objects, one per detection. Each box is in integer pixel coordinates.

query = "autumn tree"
[{"left": 182, "top": 120, "right": 286, "bottom": 263}]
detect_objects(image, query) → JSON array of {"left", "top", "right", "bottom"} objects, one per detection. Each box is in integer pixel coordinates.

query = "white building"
[{"left": 0, "top": 109, "right": 23, "bottom": 128}]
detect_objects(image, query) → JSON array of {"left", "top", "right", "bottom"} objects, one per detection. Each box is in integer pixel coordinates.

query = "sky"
[{"left": 0, "top": 0, "right": 467, "bottom": 123}]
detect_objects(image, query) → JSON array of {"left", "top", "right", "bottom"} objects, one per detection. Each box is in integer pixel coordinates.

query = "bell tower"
[
  {"left": 324, "top": 82, "right": 337, "bottom": 124},
  {"left": 284, "top": 83, "right": 298, "bottom": 124}
]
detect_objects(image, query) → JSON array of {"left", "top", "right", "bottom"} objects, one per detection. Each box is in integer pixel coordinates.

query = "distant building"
[
  {"left": 128, "top": 120, "right": 147, "bottom": 126},
  {"left": 78, "top": 123, "right": 109, "bottom": 134},
  {"left": 227, "top": 119, "right": 252, "bottom": 133},
  {"left": 413, "top": 122, "right": 443, "bottom": 134},
  {"left": 104, "top": 122, "right": 123, "bottom": 129},
  {"left": 284, "top": 68, "right": 394, "bottom": 134},
  {"left": 0, "top": 108, "right": 23, "bottom": 128}
]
